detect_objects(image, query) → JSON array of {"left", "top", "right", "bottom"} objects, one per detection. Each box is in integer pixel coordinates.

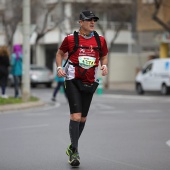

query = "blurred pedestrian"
[
  {"left": 51, "top": 71, "right": 67, "bottom": 102},
  {"left": 56, "top": 10, "right": 108, "bottom": 167},
  {"left": 0, "top": 46, "right": 10, "bottom": 98},
  {"left": 52, "top": 55, "right": 68, "bottom": 102},
  {"left": 11, "top": 44, "right": 23, "bottom": 98}
]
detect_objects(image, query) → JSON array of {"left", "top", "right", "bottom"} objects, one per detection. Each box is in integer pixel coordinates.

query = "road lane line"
[{"left": 137, "top": 110, "right": 160, "bottom": 113}]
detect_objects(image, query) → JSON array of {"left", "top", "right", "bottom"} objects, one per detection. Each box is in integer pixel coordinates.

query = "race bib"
[{"left": 78, "top": 56, "right": 96, "bottom": 69}]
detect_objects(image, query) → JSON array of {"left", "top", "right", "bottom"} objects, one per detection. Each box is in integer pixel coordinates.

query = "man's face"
[{"left": 80, "top": 18, "right": 97, "bottom": 33}]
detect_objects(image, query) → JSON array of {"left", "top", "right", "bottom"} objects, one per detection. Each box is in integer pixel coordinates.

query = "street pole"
[{"left": 22, "top": 0, "right": 30, "bottom": 101}]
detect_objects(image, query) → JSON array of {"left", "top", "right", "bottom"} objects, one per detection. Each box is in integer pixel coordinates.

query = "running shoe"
[
  {"left": 68, "top": 151, "right": 80, "bottom": 167},
  {"left": 66, "top": 144, "right": 72, "bottom": 156}
]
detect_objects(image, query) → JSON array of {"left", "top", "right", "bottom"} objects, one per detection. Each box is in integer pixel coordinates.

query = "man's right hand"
[{"left": 57, "top": 68, "right": 66, "bottom": 77}]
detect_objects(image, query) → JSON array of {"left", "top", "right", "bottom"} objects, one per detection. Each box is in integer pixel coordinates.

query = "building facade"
[{"left": 137, "top": 0, "right": 170, "bottom": 58}]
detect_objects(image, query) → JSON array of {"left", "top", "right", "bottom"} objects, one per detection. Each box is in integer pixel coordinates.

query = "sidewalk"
[
  {"left": 0, "top": 100, "right": 45, "bottom": 112},
  {"left": 103, "top": 82, "right": 136, "bottom": 95},
  {"left": 109, "top": 82, "right": 135, "bottom": 91}
]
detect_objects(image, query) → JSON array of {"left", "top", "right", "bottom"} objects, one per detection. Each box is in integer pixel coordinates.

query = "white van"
[{"left": 135, "top": 58, "right": 170, "bottom": 95}]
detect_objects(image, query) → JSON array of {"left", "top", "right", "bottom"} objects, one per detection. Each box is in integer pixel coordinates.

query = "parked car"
[
  {"left": 8, "top": 65, "right": 54, "bottom": 88},
  {"left": 135, "top": 58, "right": 170, "bottom": 95}
]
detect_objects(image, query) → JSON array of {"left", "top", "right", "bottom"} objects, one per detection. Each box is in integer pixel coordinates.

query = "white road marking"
[
  {"left": 136, "top": 110, "right": 160, "bottom": 113},
  {"left": 100, "top": 110, "right": 125, "bottom": 114},
  {"left": 102, "top": 94, "right": 170, "bottom": 102},
  {"left": 166, "top": 140, "right": 170, "bottom": 148},
  {"left": 44, "top": 102, "right": 61, "bottom": 109},
  {"left": 92, "top": 103, "right": 115, "bottom": 110}
]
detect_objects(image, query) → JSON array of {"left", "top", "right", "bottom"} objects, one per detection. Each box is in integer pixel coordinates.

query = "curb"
[{"left": 0, "top": 100, "right": 45, "bottom": 112}]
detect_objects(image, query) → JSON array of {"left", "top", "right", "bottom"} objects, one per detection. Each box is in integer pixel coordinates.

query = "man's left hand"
[{"left": 100, "top": 65, "right": 108, "bottom": 76}]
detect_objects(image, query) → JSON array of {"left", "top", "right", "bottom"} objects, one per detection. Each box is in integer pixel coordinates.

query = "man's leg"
[
  {"left": 79, "top": 118, "right": 86, "bottom": 139},
  {"left": 65, "top": 80, "right": 82, "bottom": 166},
  {"left": 69, "top": 113, "right": 81, "bottom": 152},
  {"left": 67, "top": 114, "right": 81, "bottom": 167},
  {"left": 78, "top": 92, "right": 93, "bottom": 139}
]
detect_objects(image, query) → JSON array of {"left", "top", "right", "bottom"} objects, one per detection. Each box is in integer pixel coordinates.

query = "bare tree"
[
  {"left": 31, "top": 0, "right": 63, "bottom": 44},
  {"left": 0, "top": 0, "right": 22, "bottom": 50},
  {"left": 30, "top": 0, "right": 67, "bottom": 63},
  {"left": 0, "top": 0, "right": 63, "bottom": 53},
  {"left": 152, "top": 0, "right": 170, "bottom": 33}
]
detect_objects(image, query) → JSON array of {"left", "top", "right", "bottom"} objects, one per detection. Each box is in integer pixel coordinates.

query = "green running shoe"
[
  {"left": 66, "top": 144, "right": 73, "bottom": 156},
  {"left": 68, "top": 151, "right": 80, "bottom": 167}
]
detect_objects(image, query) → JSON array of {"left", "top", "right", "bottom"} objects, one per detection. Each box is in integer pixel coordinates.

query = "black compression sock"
[
  {"left": 79, "top": 121, "right": 86, "bottom": 139},
  {"left": 69, "top": 120, "right": 80, "bottom": 150}
]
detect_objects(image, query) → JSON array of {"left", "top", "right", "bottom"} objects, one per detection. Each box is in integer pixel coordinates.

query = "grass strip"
[{"left": 0, "top": 96, "right": 39, "bottom": 105}]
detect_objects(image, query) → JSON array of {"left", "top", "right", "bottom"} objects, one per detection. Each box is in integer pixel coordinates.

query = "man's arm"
[
  {"left": 100, "top": 55, "right": 108, "bottom": 76},
  {"left": 56, "top": 49, "right": 66, "bottom": 77},
  {"left": 56, "top": 49, "right": 64, "bottom": 67}
]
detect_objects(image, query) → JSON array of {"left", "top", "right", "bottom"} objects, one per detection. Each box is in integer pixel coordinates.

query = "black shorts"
[{"left": 65, "top": 80, "right": 93, "bottom": 117}]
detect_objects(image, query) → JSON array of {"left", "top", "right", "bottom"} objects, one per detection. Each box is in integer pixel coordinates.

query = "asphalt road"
[{"left": 0, "top": 87, "right": 170, "bottom": 170}]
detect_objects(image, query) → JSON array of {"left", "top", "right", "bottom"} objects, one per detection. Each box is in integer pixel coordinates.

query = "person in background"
[
  {"left": 0, "top": 46, "right": 10, "bottom": 98},
  {"left": 51, "top": 69, "right": 67, "bottom": 102},
  {"left": 52, "top": 54, "right": 68, "bottom": 102},
  {"left": 11, "top": 44, "right": 23, "bottom": 98}
]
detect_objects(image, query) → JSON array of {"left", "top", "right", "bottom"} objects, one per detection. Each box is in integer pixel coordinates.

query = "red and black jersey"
[{"left": 59, "top": 32, "right": 108, "bottom": 83}]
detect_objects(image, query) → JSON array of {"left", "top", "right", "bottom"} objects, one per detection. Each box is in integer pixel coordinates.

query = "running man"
[{"left": 56, "top": 10, "right": 108, "bottom": 167}]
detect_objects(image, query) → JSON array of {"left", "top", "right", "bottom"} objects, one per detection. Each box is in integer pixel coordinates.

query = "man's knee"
[{"left": 70, "top": 113, "right": 81, "bottom": 122}]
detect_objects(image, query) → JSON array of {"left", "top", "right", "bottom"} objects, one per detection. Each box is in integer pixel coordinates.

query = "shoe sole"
[{"left": 68, "top": 159, "right": 80, "bottom": 167}]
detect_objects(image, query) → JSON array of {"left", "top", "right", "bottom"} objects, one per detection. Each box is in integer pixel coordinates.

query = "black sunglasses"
[{"left": 84, "top": 18, "right": 98, "bottom": 22}]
